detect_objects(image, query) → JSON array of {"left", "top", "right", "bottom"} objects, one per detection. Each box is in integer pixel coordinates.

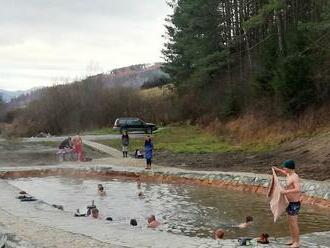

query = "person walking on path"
[
  {"left": 273, "top": 160, "right": 301, "bottom": 248},
  {"left": 144, "top": 135, "right": 153, "bottom": 169},
  {"left": 121, "top": 131, "right": 129, "bottom": 158}
]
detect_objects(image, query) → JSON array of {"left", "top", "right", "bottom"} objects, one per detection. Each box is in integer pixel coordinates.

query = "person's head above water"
[
  {"left": 147, "top": 214, "right": 160, "bottom": 228},
  {"left": 214, "top": 229, "right": 225, "bottom": 239},
  {"left": 246, "top": 216, "right": 253, "bottom": 223},
  {"left": 98, "top": 184, "right": 104, "bottom": 192},
  {"left": 148, "top": 215, "right": 156, "bottom": 223},
  {"left": 130, "top": 219, "right": 138, "bottom": 226},
  {"left": 282, "top": 159, "right": 295, "bottom": 171},
  {"left": 91, "top": 208, "right": 99, "bottom": 219}
]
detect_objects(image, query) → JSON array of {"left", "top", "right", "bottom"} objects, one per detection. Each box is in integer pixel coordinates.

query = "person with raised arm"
[{"left": 273, "top": 160, "right": 301, "bottom": 248}]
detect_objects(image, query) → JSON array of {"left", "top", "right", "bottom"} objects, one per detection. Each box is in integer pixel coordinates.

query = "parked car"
[{"left": 113, "top": 118, "right": 157, "bottom": 134}]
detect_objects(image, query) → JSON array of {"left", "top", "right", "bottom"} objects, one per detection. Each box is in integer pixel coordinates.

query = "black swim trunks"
[{"left": 286, "top": 201, "right": 301, "bottom": 216}]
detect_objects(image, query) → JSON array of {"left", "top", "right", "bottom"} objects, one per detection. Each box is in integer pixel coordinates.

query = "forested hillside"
[
  {"left": 1, "top": 0, "right": 330, "bottom": 140},
  {"left": 162, "top": 0, "right": 330, "bottom": 118}
]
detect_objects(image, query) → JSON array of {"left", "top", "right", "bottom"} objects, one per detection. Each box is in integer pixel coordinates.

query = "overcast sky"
[{"left": 0, "top": 0, "right": 171, "bottom": 91}]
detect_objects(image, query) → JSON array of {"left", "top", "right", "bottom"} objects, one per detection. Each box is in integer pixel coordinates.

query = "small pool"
[{"left": 9, "top": 176, "right": 330, "bottom": 239}]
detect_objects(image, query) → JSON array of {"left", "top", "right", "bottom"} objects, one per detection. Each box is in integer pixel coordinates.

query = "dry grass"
[
  {"left": 139, "top": 85, "right": 174, "bottom": 98},
  {"left": 209, "top": 104, "right": 330, "bottom": 147}
]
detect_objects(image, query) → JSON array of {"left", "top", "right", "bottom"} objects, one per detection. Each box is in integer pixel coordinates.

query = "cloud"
[{"left": 0, "top": 0, "right": 171, "bottom": 90}]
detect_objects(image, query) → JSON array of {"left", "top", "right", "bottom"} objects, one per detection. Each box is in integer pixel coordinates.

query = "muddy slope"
[{"left": 154, "top": 133, "right": 330, "bottom": 181}]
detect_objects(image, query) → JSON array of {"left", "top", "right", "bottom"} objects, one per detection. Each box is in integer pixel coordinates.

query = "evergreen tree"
[{"left": 162, "top": 0, "right": 227, "bottom": 89}]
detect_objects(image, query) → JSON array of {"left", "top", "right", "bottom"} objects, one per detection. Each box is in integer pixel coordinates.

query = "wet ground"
[
  {"left": 0, "top": 141, "right": 107, "bottom": 167},
  {"left": 9, "top": 176, "right": 330, "bottom": 239}
]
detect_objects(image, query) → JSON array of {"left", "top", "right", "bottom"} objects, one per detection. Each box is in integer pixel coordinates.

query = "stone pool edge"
[{"left": 0, "top": 163, "right": 329, "bottom": 209}]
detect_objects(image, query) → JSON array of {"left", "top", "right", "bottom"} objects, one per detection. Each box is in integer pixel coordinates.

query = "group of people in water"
[
  {"left": 15, "top": 158, "right": 301, "bottom": 246},
  {"left": 121, "top": 131, "right": 154, "bottom": 169},
  {"left": 71, "top": 179, "right": 160, "bottom": 229}
]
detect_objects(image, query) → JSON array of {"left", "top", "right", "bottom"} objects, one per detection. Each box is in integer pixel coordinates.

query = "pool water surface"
[{"left": 9, "top": 176, "right": 330, "bottom": 239}]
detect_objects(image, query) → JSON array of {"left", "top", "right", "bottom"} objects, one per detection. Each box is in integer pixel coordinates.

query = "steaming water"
[{"left": 10, "top": 176, "right": 330, "bottom": 239}]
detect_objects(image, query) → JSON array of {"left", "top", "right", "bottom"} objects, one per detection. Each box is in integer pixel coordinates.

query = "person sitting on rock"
[
  {"left": 213, "top": 228, "right": 225, "bottom": 239},
  {"left": 238, "top": 216, "right": 254, "bottom": 228},
  {"left": 147, "top": 215, "right": 160, "bottom": 228}
]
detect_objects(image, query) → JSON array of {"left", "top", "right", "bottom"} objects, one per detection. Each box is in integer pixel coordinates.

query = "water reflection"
[{"left": 10, "top": 177, "right": 330, "bottom": 239}]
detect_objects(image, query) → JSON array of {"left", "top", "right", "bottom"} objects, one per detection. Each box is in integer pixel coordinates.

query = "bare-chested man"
[
  {"left": 147, "top": 215, "right": 160, "bottom": 228},
  {"left": 273, "top": 160, "right": 301, "bottom": 248}
]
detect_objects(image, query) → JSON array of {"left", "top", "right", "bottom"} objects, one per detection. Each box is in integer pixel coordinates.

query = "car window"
[
  {"left": 118, "top": 119, "right": 126, "bottom": 125},
  {"left": 127, "top": 119, "right": 143, "bottom": 125},
  {"left": 126, "top": 119, "right": 135, "bottom": 125}
]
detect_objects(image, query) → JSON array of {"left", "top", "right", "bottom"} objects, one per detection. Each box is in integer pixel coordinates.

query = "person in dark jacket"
[
  {"left": 144, "top": 136, "right": 153, "bottom": 169},
  {"left": 121, "top": 131, "right": 129, "bottom": 158},
  {"left": 59, "top": 137, "right": 72, "bottom": 149}
]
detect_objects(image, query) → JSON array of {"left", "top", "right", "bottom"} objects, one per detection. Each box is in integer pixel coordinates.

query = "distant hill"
[
  {"left": 6, "top": 63, "right": 168, "bottom": 109},
  {"left": 0, "top": 89, "right": 26, "bottom": 102},
  {"left": 90, "top": 63, "right": 168, "bottom": 88}
]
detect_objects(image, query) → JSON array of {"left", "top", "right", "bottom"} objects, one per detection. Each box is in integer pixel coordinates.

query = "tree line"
[
  {"left": 2, "top": 78, "right": 178, "bottom": 136},
  {"left": 162, "top": 0, "right": 330, "bottom": 119}
]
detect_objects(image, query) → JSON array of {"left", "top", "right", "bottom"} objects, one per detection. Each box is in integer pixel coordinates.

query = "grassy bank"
[{"left": 96, "top": 126, "right": 277, "bottom": 154}]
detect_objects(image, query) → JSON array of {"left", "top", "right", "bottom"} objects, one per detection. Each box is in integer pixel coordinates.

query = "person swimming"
[
  {"left": 213, "top": 229, "right": 225, "bottom": 239},
  {"left": 52, "top": 204, "right": 64, "bottom": 210},
  {"left": 147, "top": 215, "right": 160, "bottom": 228},
  {"left": 238, "top": 216, "right": 254, "bottom": 228},
  {"left": 86, "top": 200, "right": 97, "bottom": 216},
  {"left": 97, "top": 184, "right": 106, "bottom": 196},
  {"left": 137, "top": 178, "right": 141, "bottom": 189},
  {"left": 130, "top": 219, "right": 138, "bottom": 226},
  {"left": 91, "top": 208, "right": 99, "bottom": 219}
]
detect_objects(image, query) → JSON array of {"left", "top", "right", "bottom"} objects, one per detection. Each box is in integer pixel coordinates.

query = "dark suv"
[{"left": 113, "top": 118, "right": 157, "bottom": 134}]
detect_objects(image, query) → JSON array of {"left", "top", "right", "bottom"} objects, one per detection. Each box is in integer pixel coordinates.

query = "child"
[
  {"left": 273, "top": 160, "right": 301, "bottom": 248},
  {"left": 134, "top": 149, "right": 144, "bottom": 159},
  {"left": 144, "top": 136, "right": 153, "bottom": 169}
]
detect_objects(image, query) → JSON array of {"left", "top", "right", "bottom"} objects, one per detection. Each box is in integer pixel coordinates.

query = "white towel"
[{"left": 267, "top": 168, "right": 289, "bottom": 222}]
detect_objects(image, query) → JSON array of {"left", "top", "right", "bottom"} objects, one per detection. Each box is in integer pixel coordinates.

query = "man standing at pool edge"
[{"left": 273, "top": 160, "right": 301, "bottom": 248}]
